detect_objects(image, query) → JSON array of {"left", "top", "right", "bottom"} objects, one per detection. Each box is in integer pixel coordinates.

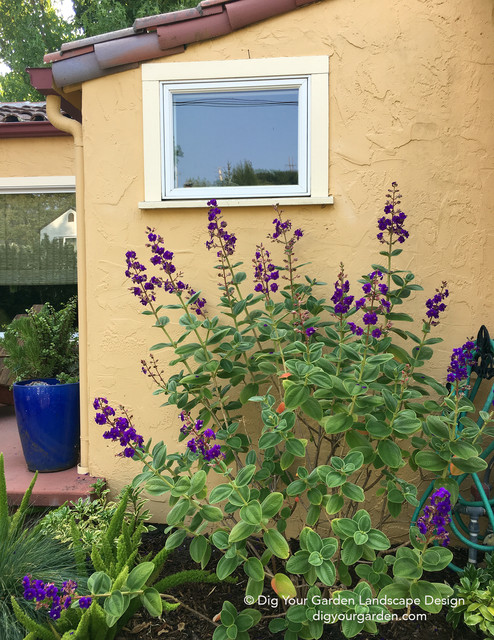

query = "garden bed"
[{"left": 115, "top": 532, "right": 485, "bottom": 640}]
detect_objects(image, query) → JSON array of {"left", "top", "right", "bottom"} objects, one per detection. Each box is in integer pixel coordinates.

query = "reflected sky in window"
[{"left": 172, "top": 88, "right": 299, "bottom": 188}]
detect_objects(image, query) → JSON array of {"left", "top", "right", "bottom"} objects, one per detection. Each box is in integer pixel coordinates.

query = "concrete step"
[{"left": 0, "top": 404, "right": 101, "bottom": 506}]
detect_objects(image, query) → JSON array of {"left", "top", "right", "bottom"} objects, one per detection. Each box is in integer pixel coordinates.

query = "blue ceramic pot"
[{"left": 13, "top": 379, "right": 80, "bottom": 472}]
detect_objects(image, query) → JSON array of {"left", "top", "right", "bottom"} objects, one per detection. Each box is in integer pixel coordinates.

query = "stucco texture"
[
  {"left": 0, "top": 136, "right": 75, "bottom": 177},
  {"left": 79, "top": 0, "right": 494, "bottom": 529}
]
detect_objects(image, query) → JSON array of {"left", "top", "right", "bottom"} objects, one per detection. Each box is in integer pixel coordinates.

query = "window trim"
[
  {"left": 0, "top": 176, "right": 76, "bottom": 194},
  {"left": 161, "top": 77, "right": 309, "bottom": 199},
  {"left": 141, "top": 56, "right": 330, "bottom": 208}
]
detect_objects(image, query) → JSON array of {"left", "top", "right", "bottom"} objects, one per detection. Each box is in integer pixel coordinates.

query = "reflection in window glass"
[
  {"left": 172, "top": 88, "right": 299, "bottom": 189},
  {"left": 0, "top": 193, "right": 77, "bottom": 287}
]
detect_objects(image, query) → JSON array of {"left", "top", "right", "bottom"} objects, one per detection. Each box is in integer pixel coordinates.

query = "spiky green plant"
[{"left": 0, "top": 453, "right": 84, "bottom": 640}]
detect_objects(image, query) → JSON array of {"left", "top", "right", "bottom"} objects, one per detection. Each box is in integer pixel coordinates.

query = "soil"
[{"left": 115, "top": 529, "right": 486, "bottom": 640}]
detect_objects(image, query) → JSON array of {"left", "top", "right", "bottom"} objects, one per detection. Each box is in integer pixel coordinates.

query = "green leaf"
[
  {"left": 104, "top": 590, "right": 126, "bottom": 619},
  {"left": 88, "top": 571, "right": 112, "bottom": 595},
  {"left": 217, "top": 555, "right": 240, "bottom": 580},
  {"left": 415, "top": 451, "right": 449, "bottom": 472},
  {"left": 426, "top": 416, "right": 450, "bottom": 439},
  {"left": 126, "top": 562, "right": 155, "bottom": 591},
  {"left": 244, "top": 557, "right": 264, "bottom": 582},
  {"left": 229, "top": 521, "right": 257, "bottom": 543},
  {"left": 393, "top": 556, "right": 422, "bottom": 579},
  {"left": 166, "top": 499, "right": 190, "bottom": 525},
  {"left": 190, "top": 535, "right": 209, "bottom": 563},
  {"left": 209, "top": 484, "right": 233, "bottom": 503},
  {"left": 258, "top": 432, "right": 283, "bottom": 449},
  {"left": 315, "top": 561, "right": 336, "bottom": 586},
  {"left": 449, "top": 456, "right": 487, "bottom": 473},
  {"left": 366, "top": 529, "right": 390, "bottom": 550},
  {"left": 341, "top": 483, "right": 365, "bottom": 502},
  {"left": 422, "top": 547, "right": 453, "bottom": 572},
  {"left": 341, "top": 538, "right": 362, "bottom": 565},
  {"left": 140, "top": 587, "right": 163, "bottom": 617},
  {"left": 377, "top": 440, "right": 402, "bottom": 468},
  {"left": 240, "top": 500, "right": 262, "bottom": 525},
  {"left": 409, "top": 581, "right": 443, "bottom": 613},
  {"left": 264, "top": 529, "right": 290, "bottom": 559},
  {"left": 188, "top": 470, "right": 207, "bottom": 496},
  {"left": 200, "top": 505, "right": 224, "bottom": 522},
  {"left": 164, "top": 528, "right": 187, "bottom": 551},
  {"left": 286, "top": 550, "right": 310, "bottom": 574},
  {"left": 240, "top": 384, "right": 259, "bottom": 405},
  {"left": 449, "top": 440, "right": 480, "bottom": 460},
  {"left": 301, "top": 397, "right": 323, "bottom": 421},
  {"left": 323, "top": 413, "right": 353, "bottom": 434},
  {"left": 284, "top": 384, "right": 310, "bottom": 409},
  {"left": 325, "top": 494, "right": 344, "bottom": 515},
  {"left": 261, "top": 492, "right": 284, "bottom": 519},
  {"left": 236, "top": 464, "right": 257, "bottom": 487},
  {"left": 286, "top": 438, "right": 307, "bottom": 457}
]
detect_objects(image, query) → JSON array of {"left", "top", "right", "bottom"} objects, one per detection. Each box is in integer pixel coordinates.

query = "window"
[
  {"left": 142, "top": 57, "right": 330, "bottom": 208},
  {"left": 0, "top": 177, "right": 77, "bottom": 321}
]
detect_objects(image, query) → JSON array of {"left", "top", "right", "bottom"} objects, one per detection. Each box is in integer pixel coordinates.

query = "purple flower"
[
  {"left": 94, "top": 398, "right": 144, "bottom": 459},
  {"left": 79, "top": 596, "right": 92, "bottom": 609},
  {"left": 416, "top": 488, "right": 451, "bottom": 546},
  {"left": 377, "top": 182, "right": 409, "bottom": 245},
  {"left": 183, "top": 414, "right": 223, "bottom": 464},
  {"left": 305, "top": 327, "right": 316, "bottom": 337},
  {"left": 425, "top": 283, "right": 449, "bottom": 326},
  {"left": 205, "top": 201, "right": 237, "bottom": 257},
  {"left": 363, "top": 312, "right": 378, "bottom": 326},
  {"left": 252, "top": 243, "right": 280, "bottom": 298},
  {"left": 447, "top": 339, "right": 476, "bottom": 384}
]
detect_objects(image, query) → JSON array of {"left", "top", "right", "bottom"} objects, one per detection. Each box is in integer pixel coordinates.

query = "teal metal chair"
[{"left": 411, "top": 325, "right": 494, "bottom": 572}]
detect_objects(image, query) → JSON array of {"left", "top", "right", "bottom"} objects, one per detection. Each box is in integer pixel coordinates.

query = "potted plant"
[{"left": 0, "top": 298, "right": 79, "bottom": 472}]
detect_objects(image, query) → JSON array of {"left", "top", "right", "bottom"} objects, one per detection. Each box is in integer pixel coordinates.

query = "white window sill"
[{"left": 138, "top": 196, "right": 334, "bottom": 209}]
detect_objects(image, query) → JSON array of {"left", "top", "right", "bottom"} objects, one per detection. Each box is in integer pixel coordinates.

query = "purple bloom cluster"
[
  {"left": 94, "top": 397, "right": 144, "bottom": 458},
  {"left": 347, "top": 271, "right": 389, "bottom": 338},
  {"left": 331, "top": 277, "right": 354, "bottom": 315},
  {"left": 179, "top": 411, "right": 224, "bottom": 464},
  {"left": 377, "top": 182, "right": 409, "bottom": 245},
  {"left": 268, "top": 209, "right": 303, "bottom": 255},
  {"left": 447, "top": 339, "right": 476, "bottom": 384},
  {"left": 205, "top": 199, "right": 237, "bottom": 258},
  {"left": 425, "top": 282, "right": 449, "bottom": 326},
  {"left": 22, "top": 576, "right": 85, "bottom": 620},
  {"left": 253, "top": 244, "right": 280, "bottom": 297},
  {"left": 416, "top": 488, "right": 451, "bottom": 546},
  {"left": 124, "top": 229, "right": 206, "bottom": 315}
]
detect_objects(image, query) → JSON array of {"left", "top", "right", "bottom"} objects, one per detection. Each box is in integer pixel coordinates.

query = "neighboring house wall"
[
  {"left": 0, "top": 136, "right": 74, "bottom": 179},
  {"left": 74, "top": 0, "right": 493, "bottom": 522},
  {"left": 40, "top": 209, "right": 77, "bottom": 243}
]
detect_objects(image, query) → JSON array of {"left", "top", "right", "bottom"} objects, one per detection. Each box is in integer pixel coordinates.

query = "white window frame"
[
  {"left": 141, "top": 56, "right": 331, "bottom": 208},
  {"left": 162, "top": 77, "right": 308, "bottom": 199}
]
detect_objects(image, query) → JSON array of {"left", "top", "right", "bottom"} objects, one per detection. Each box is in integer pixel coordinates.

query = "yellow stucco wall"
[
  {"left": 79, "top": 0, "right": 494, "bottom": 527},
  {"left": 0, "top": 136, "right": 75, "bottom": 177}
]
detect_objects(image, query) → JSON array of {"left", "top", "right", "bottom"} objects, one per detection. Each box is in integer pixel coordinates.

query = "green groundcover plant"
[
  {"left": 0, "top": 454, "right": 86, "bottom": 640},
  {"left": 87, "top": 183, "right": 494, "bottom": 639}
]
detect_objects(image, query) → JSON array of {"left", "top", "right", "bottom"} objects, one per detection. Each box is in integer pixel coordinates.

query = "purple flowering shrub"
[{"left": 92, "top": 185, "right": 494, "bottom": 639}]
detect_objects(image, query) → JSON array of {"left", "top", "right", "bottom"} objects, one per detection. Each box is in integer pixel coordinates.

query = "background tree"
[{"left": 0, "top": 0, "right": 198, "bottom": 102}]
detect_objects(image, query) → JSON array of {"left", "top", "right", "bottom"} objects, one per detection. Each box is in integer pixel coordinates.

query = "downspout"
[{"left": 46, "top": 94, "right": 89, "bottom": 474}]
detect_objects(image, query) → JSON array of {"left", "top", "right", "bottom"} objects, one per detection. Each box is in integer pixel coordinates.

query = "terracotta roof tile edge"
[{"left": 44, "top": 0, "right": 322, "bottom": 86}]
